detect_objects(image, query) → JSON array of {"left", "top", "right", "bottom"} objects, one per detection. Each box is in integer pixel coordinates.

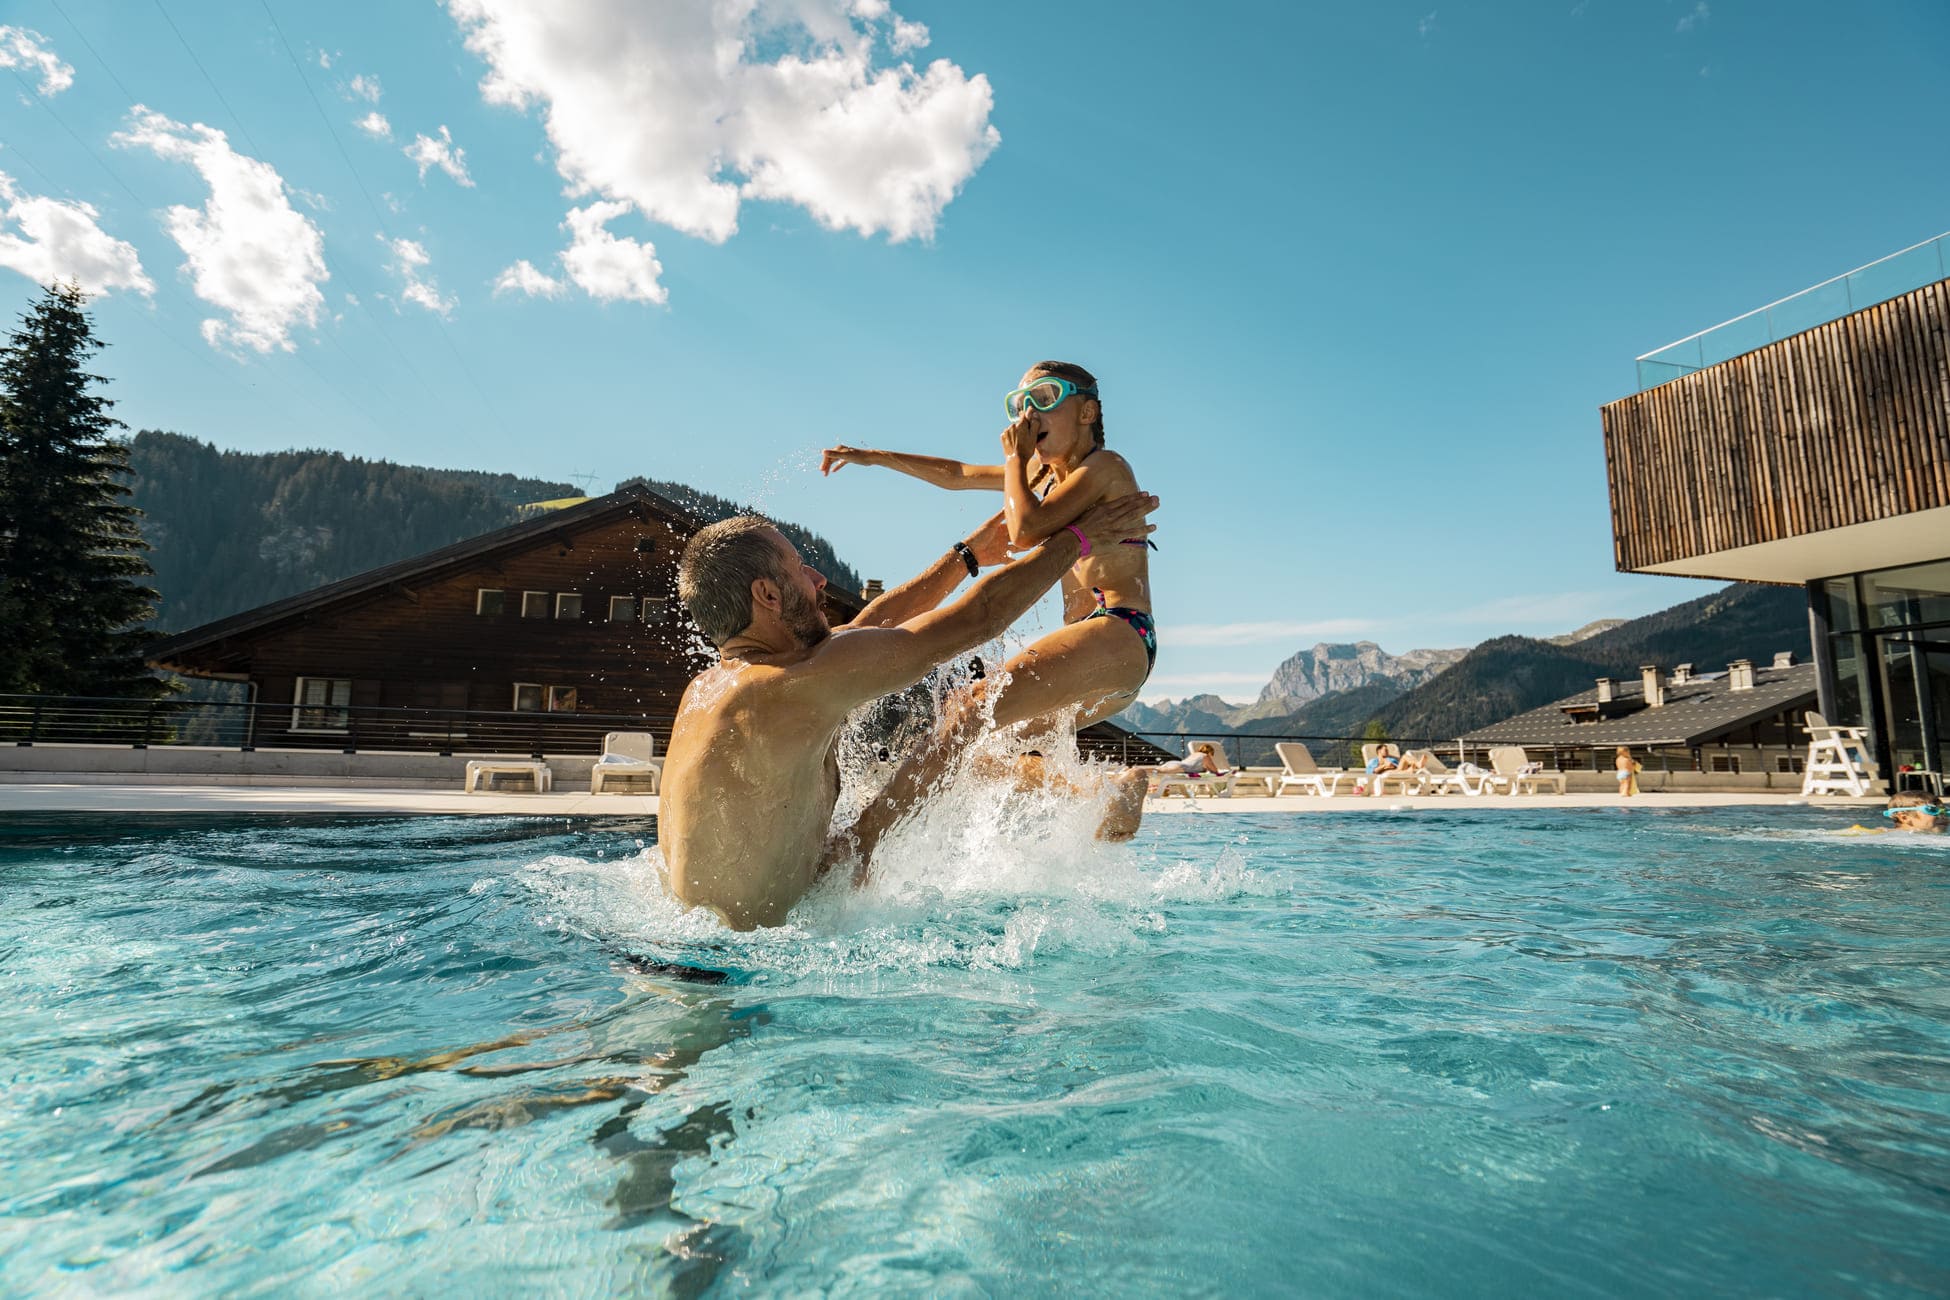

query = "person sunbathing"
[
  {"left": 1159, "top": 742, "right": 1229, "bottom": 775},
  {"left": 821, "top": 360, "right": 1156, "bottom": 859}
]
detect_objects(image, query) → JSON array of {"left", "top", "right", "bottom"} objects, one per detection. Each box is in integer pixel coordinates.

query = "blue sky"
[{"left": 3, "top": 0, "right": 1947, "bottom": 703}]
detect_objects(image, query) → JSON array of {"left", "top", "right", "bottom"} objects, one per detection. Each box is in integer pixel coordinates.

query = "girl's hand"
[
  {"left": 1000, "top": 414, "right": 1039, "bottom": 461},
  {"left": 820, "top": 445, "right": 875, "bottom": 476}
]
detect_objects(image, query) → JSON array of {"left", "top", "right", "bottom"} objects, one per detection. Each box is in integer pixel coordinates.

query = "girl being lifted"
[{"left": 821, "top": 360, "right": 1156, "bottom": 852}]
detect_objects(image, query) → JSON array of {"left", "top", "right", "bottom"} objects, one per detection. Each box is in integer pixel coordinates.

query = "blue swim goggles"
[
  {"left": 1004, "top": 376, "right": 1097, "bottom": 420},
  {"left": 1883, "top": 804, "right": 1945, "bottom": 819}
]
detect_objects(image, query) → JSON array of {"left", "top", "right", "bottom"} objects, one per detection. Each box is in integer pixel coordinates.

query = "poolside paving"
[{"left": 0, "top": 782, "right": 1884, "bottom": 817}]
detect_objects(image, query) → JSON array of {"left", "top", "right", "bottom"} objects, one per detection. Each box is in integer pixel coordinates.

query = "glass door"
[{"left": 1877, "top": 632, "right": 1950, "bottom": 788}]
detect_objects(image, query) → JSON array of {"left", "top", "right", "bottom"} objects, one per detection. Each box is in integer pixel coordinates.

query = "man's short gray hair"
[{"left": 679, "top": 515, "right": 792, "bottom": 646}]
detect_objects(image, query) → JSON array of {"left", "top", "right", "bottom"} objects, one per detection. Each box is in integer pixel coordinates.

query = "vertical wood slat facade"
[{"left": 1602, "top": 278, "right": 1950, "bottom": 574}]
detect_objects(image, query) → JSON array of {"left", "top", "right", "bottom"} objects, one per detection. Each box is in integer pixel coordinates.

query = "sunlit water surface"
[{"left": 3, "top": 803, "right": 1948, "bottom": 1297}]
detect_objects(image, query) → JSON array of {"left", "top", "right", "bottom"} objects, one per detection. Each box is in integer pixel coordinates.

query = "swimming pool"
[{"left": 3, "top": 805, "right": 1947, "bottom": 1296}]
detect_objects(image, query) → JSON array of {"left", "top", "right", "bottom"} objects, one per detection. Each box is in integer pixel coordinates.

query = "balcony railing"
[{"left": 1635, "top": 231, "right": 1950, "bottom": 390}]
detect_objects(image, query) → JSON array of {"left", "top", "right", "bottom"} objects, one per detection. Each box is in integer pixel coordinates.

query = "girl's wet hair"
[{"left": 1031, "top": 359, "right": 1104, "bottom": 446}]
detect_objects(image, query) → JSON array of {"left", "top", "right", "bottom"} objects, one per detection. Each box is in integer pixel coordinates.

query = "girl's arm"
[
  {"left": 821, "top": 445, "right": 1004, "bottom": 491},
  {"left": 999, "top": 421, "right": 1111, "bottom": 544}
]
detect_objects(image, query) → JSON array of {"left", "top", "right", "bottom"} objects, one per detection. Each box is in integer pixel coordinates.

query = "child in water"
[
  {"left": 1615, "top": 746, "right": 1642, "bottom": 797},
  {"left": 1882, "top": 792, "right": 1946, "bottom": 833},
  {"left": 1839, "top": 791, "right": 1947, "bottom": 835}
]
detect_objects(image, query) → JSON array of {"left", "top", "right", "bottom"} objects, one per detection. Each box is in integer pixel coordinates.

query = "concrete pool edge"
[{"left": 0, "top": 782, "right": 1887, "bottom": 817}]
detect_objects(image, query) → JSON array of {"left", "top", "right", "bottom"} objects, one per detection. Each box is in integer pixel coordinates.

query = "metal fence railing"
[
  {"left": 1112, "top": 728, "right": 1808, "bottom": 778},
  {"left": 1, "top": 695, "right": 1811, "bottom": 777},
  {"left": 0, "top": 694, "right": 675, "bottom": 758}
]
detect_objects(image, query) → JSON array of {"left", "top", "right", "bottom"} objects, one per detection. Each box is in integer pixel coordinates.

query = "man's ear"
[{"left": 750, "top": 575, "right": 781, "bottom": 617}]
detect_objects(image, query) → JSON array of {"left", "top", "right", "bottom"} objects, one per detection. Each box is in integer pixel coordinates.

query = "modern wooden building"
[
  {"left": 147, "top": 482, "right": 1170, "bottom": 763},
  {"left": 1601, "top": 236, "right": 1950, "bottom": 789}
]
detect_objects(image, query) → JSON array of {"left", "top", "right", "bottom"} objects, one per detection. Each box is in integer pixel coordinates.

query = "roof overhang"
[{"left": 1631, "top": 505, "right": 1950, "bottom": 584}]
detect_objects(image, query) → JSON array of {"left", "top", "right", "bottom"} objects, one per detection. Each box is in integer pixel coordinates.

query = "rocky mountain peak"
[{"left": 1258, "top": 640, "right": 1468, "bottom": 707}]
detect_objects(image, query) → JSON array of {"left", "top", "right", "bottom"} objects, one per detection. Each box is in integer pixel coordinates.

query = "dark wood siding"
[
  {"left": 1602, "top": 278, "right": 1950, "bottom": 573},
  {"left": 153, "top": 490, "right": 870, "bottom": 751}
]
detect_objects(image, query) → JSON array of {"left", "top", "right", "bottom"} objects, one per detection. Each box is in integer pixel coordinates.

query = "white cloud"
[
  {"left": 384, "top": 237, "right": 455, "bottom": 316},
  {"left": 443, "top": 0, "right": 998, "bottom": 246},
  {"left": 1417, "top": 10, "right": 1438, "bottom": 38},
  {"left": 317, "top": 50, "right": 332, "bottom": 70},
  {"left": 1169, "top": 618, "right": 1376, "bottom": 648},
  {"left": 110, "top": 107, "right": 328, "bottom": 354},
  {"left": 1676, "top": 2, "right": 1709, "bottom": 32},
  {"left": 349, "top": 72, "right": 382, "bottom": 102},
  {"left": 559, "top": 201, "right": 664, "bottom": 303},
  {"left": 888, "top": 18, "right": 928, "bottom": 53},
  {"left": 355, "top": 111, "right": 392, "bottom": 140},
  {"left": 405, "top": 125, "right": 474, "bottom": 187},
  {"left": 492, "top": 257, "right": 565, "bottom": 297},
  {"left": 0, "top": 26, "right": 74, "bottom": 96},
  {"left": 0, "top": 171, "right": 152, "bottom": 296}
]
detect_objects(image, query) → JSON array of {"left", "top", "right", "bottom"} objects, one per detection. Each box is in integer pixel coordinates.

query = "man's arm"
[
  {"left": 848, "top": 512, "right": 1010, "bottom": 629},
  {"left": 803, "top": 493, "right": 1158, "bottom": 710}
]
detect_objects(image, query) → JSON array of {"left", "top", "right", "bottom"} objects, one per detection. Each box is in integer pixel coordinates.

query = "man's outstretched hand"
[{"left": 1072, "top": 492, "right": 1159, "bottom": 553}]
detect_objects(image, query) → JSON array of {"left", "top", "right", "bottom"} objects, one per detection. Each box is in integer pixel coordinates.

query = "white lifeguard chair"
[{"left": 1800, "top": 711, "right": 1879, "bottom": 797}]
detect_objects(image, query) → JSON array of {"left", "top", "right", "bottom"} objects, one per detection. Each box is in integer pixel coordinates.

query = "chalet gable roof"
[
  {"left": 1460, "top": 662, "right": 1818, "bottom": 748},
  {"left": 148, "top": 483, "right": 863, "bottom": 670}
]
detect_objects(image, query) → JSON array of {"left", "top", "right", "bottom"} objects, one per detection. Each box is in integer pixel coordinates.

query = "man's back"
[{"left": 660, "top": 657, "right": 844, "bottom": 930}]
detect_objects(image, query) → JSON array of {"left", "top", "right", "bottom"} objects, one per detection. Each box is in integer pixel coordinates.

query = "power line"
[
  {"left": 149, "top": 0, "right": 263, "bottom": 158},
  {"left": 48, "top": 0, "right": 138, "bottom": 105},
  {"left": 5, "top": 67, "right": 141, "bottom": 203},
  {"left": 255, "top": 0, "right": 513, "bottom": 440}
]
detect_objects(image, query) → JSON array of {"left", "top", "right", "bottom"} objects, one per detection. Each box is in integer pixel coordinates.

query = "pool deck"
[{"left": 0, "top": 782, "right": 1885, "bottom": 817}]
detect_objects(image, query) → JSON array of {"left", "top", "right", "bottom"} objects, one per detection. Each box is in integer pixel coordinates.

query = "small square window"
[
  {"left": 521, "top": 591, "right": 549, "bottom": 619},
  {"left": 556, "top": 592, "right": 583, "bottom": 620},
  {"left": 513, "top": 682, "right": 545, "bottom": 712},
  {"left": 476, "top": 589, "right": 506, "bottom": 616},
  {"left": 641, "top": 597, "right": 671, "bottom": 626},
  {"left": 608, "top": 596, "right": 636, "bottom": 622},
  {"left": 547, "top": 686, "right": 578, "bottom": 712},
  {"left": 293, "top": 676, "right": 353, "bottom": 732}
]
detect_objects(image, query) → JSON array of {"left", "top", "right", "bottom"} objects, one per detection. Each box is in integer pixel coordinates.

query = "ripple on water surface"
[{"left": 1, "top": 804, "right": 1948, "bottom": 1296}]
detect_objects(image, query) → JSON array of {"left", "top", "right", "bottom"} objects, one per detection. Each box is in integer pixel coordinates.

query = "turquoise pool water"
[{"left": 3, "top": 806, "right": 1948, "bottom": 1296}]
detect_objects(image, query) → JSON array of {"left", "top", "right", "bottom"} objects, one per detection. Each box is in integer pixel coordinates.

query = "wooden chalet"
[
  {"left": 148, "top": 482, "right": 1169, "bottom": 763},
  {"left": 1601, "top": 241, "right": 1950, "bottom": 788},
  {"left": 147, "top": 484, "right": 864, "bottom": 752}
]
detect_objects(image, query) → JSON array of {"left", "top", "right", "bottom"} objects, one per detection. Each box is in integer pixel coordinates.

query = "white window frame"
[
  {"left": 291, "top": 676, "right": 353, "bottom": 733},
  {"left": 520, "top": 591, "right": 550, "bottom": 619},
  {"left": 608, "top": 595, "right": 636, "bottom": 623},
  {"left": 547, "top": 685, "right": 578, "bottom": 713},
  {"left": 555, "top": 592, "right": 583, "bottom": 620},
  {"left": 475, "top": 588, "right": 506, "bottom": 616},
  {"left": 640, "top": 596, "right": 671, "bottom": 626}
]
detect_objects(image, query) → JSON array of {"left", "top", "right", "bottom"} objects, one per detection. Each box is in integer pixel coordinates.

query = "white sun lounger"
[
  {"left": 465, "top": 759, "right": 552, "bottom": 793},
  {"left": 1274, "top": 743, "right": 1352, "bottom": 797},
  {"left": 1361, "top": 743, "right": 1428, "bottom": 797},
  {"left": 1485, "top": 746, "right": 1566, "bottom": 795},
  {"left": 1414, "top": 751, "right": 1493, "bottom": 796},
  {"left": 589, "top": 731, "right": 664, "bottom": 794},
  {"left": 1153, "top": 740, "right": 1241, "bottom": 799}
]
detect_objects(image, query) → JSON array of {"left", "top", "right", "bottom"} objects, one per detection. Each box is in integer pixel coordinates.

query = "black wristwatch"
[{"left": 952, "top": 541, "right": 980, "bottom": 577}]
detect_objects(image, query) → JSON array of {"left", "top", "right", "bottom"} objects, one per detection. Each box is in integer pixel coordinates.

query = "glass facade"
[{"left": 1816, "top": 558, "right": 1950, "bottom": 790}]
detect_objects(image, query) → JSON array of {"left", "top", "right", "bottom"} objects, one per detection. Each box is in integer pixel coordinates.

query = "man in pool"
[{"left": 661, "top": 493, "right": 1160, "bottom": 930}]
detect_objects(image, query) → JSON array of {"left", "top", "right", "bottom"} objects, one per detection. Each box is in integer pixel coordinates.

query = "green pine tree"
[{"left": 0, "top": 283, "right": 165, "bottom": 699}]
